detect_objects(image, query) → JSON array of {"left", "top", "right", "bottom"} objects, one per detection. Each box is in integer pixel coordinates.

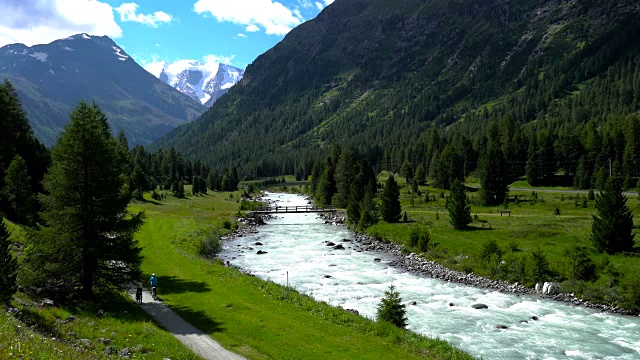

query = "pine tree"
[
  {"left": 357, "top": 184, "right": 378, "bottom": 231},
  {"left": 379, "top": 175, "right": 401, "bottom": 223},
  {"left": 479, "top": 144, "right": 509, "bottom": 206},
  {"left": 591, "top": 178, "right": 635, "bottom": 254},
  {"left": 401, "top": 159, "right": 414, "bottom": 183},
  {"left": 130, "top": 164, "right": 148, "bottom": 199},
  {"left": 3, "top": 155, "right": 33, "bottom": 224},
  {"left": 0, "top": 219, "right": 18, "bottom": 305},
  {"left": 376, "top": 284, "right": 407, "bottom": 328},
  {"left": 24, "top": 101, "right": 143, "bottom": 300},
  {"left": 333, "top": 149, "right": 355, "bottom": 208},
  {"left": 315, "top": 164, "right": 336, "bottom": 206},
  {"left": 414, "top": 164, "right": 426, "bottom": 186},
  {"left": 192, "top": 176, "right": 200, "bottom": 195},
  {"left": 446, "top": 179, "right": 471, "bottom": 229}
]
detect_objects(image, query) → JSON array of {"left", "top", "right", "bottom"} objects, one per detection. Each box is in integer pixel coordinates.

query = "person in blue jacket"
[{"left": 149, "top": 273, "right": 158, "bottom": 300}]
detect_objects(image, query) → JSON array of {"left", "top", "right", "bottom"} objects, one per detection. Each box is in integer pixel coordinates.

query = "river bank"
[
  {"left": 319, "top": 211, "right": 640, "bottom": 317},
  {"left": 230, "top": 192, "right": 638, "bottom": 317}
]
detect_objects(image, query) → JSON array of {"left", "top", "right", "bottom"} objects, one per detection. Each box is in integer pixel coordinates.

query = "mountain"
[
  {"left": 0, "top": 34, "right": 205, "bottom": 147},
  {"left": 155, "top": 62, "right": 244, "bottom": 107},
  {"left": 154, "top": 0, "right": 640, "bottom": 177}
]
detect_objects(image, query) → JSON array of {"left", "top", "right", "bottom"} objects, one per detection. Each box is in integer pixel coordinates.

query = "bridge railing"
[{"left": 253, "top": 205, "right": 336, "bottom": 213}]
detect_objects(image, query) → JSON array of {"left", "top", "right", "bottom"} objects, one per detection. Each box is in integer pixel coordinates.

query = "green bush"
[
  {"left": 222, "top": 219, "right": 232, "bottom": 229},
  {"left": 197, "top": 233, "right": 222, "bottom": 258}
]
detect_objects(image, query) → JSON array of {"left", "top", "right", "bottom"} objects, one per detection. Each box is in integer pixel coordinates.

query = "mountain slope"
[
  {"left": 154, "top": 0, "right": 640, "bottom": 175},
  {"left": 0, "top": 34, "right": 205, "bottom": 146},
  {"left": 155, "top": 62, "right": 244, "bottom": 107}
]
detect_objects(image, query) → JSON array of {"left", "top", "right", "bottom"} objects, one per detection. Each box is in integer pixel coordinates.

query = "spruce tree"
[
  {"left": 357, "top": 184, "right": 378, "bottom": 231},
  {"left": 315, "top": 165, "right": 336, "bottom": 206},
  {"left": 591, "top": 178, "right": 635, "bottom": 254},
  {"left": 379, "top": 175, "right": 401, "bottom": 223},
  {"left": 0, "top": 218, "right": 18, "bottom": 305},
  {"left": 333, "top": 149, "right": 355, "bottom": 208},
  {"left": 3, "top": 155, "right": 33, "bottom": 224},
  {"left": 414, "top": 164, "right": 426, "bottom": 186},
  {"left": 446, "top": 179, "right": 471, "bottom": 229},
  {"left": 401, "top": 160, "right": 414, "bottom": 183},
  {"left": 479, "top": 144, "right": 509, "bottom": 206},
  {"left": 376, "top": 284, "right": 408, "bottom": 328},
  {"left": 24, "top": 101, "right": 143, "bottom": 300}
]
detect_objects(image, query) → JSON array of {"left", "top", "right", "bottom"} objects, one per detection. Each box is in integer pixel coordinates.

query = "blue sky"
[{"left": 0, "top": 0, "right": 334, "bottom": 73}]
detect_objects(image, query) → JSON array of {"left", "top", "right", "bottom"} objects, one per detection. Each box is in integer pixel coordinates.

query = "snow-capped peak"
[{"left": 152, "top": 60, "right": 244, "bottom": 105}]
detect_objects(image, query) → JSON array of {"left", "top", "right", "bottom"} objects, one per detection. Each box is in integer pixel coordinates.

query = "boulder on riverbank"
[
  {"left": 542, "top": 282, "right": 560, "bottom": 295},
  {"left": 257, "top": 250, "right": 268, "bottom": 255}
]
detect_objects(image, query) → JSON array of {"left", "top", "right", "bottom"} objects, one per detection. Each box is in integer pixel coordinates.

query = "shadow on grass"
[
  {"left": 153, "top": 275, "right": 212, "bottom": 295},
  {"left": 139, "top": 197, "right": 163, "bottom": 205},
  {"left": 462, "top": 225, "right": 494, "bottom": 231},
  {"left": 168, "top": 305, "right": 226, "bottom": 335}
]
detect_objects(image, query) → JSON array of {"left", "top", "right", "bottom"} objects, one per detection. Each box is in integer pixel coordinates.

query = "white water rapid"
[{"left": 222, "top": 193, "right": 640, "bottom": 359}]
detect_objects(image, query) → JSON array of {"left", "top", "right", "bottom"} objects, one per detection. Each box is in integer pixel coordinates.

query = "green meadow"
[
  {"left": 365, "top": 173, "right": 640, "bottom": 310},
  {"left": 130, "top": 189, "right": 473, "bottom": 359}
]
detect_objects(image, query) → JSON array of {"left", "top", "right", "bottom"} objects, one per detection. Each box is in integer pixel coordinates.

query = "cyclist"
[
  {"left": 149, "top": 273, "right": 158, "bottom": 300},
  {"left": 135, "top": 281, "right": 143, "bottom": 304}
]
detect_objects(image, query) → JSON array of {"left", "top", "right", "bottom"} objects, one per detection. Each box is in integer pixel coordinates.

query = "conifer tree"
[
  {"left": 379, "top": 175, "right": 401, "bottom": 223},
  {"left": 401, "top": 160, "right": 414, "bottom": 183},
  {"left": 315, "top": 164, "right": 336, "bottom": 206},
  {"left": 376, "top": 284, "right": 407, "bottom": 328},
  {"left": 414, "top": 164, "right": 426, "bottom": 186},
  {"left": 0, "top": 218, "right": 18, "bottom": 305},
  {"left": 3, "top": 155, "right": 33, "bottom": 224},
  {"left": 357, "top": 184, "right": 378, "bottom": 231},
  {"left": 591, "top": 178, "right": 635, "bottom": 254},
  {"left": 23, "top": 101, "right": 143, "bottom": 300},
  {"left": 446, "top": 179, "right": 471, "bottom": 229},
  {"left": 333, "top": 149, "right": 355, "bottom": 208},
  {"left": 130, "top": 164, "right": 148, "bottom": 199},
  {"left": 479, "top": 144, "right": 509, "bottom": 206}
]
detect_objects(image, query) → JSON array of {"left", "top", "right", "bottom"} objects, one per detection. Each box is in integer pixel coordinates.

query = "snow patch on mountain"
[
  {"left": 151, "top": 60, "right": 244, "bottom": 105},
  {"left": 112, "top": 46, "right": 129, "bottom": 61},
  {"left": 30, "top": 52, "right": 48, "bottom": 62}
]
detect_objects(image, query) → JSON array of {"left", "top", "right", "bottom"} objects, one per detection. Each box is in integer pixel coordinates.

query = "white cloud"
[
  {"left": 315, "top": 2, "right": 323, "bottom": 10},
  {"left": 0, "top": 0, "right": 122, "bottom": 48},
  {"left": 298, "top": 0, "right": 312, "bottom": 8},
  {"left": 246, "top": 24, "right": 260, "bottom": 32},
  {"left": 324, "top": 0, "right": 334, "bottom": 5},
  {"left": 115, "top": 3, "right": 173, "bottom": 28},
  {"left": 237, "top": 33, "right": 247, "bottom": 38},
  {"left": 193, "top": 0, "right": 303, "bottom": 36}
]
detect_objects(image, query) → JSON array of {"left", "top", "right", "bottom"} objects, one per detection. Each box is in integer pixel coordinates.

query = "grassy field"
[
  {"left": 130, "top": 189, "right": 473, "bottom": 360},
  {"left": 1, "top": 292, "right": 199, "bottom": 359},
  {"left": 2, "top": 220, "right": 200, "bottom": 359},
  {"left": 366, "top": 173, "right": 640, "bottom": 310}
]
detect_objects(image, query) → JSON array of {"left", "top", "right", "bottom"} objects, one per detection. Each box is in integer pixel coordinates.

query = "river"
[{"left": 222, "top": 193, "right": 640, "bottom": 359}]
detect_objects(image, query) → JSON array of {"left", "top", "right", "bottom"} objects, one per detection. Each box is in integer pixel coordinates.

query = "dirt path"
[{"left": 128, "top": 286, "right": 245, "bottom": 360}]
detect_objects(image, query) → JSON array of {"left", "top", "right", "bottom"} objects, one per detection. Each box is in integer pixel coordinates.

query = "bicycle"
[{"left": 151, "top": 286, "right": 157, "bottom": 300}]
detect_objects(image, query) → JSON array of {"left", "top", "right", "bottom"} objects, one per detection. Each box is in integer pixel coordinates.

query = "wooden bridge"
[{"left": 252, "top": 205, "right": 336, "bottom": 214}]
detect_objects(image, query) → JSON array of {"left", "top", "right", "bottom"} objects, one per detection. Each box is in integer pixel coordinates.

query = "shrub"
[
  {"left": 222, "top": 219, "right": 232, "bottom": 230},
  {"left": 408, "top": 225, "right": 430, "bottom": 252},
  {"left": 565, "top": 243, "right": 596, "bottom": 281},
  {"left": 197, "top": 233, "right": 222, "bottom": 258},
  {"left": 376, "top": 284, "right": 407, "bottom": 328},
  {"left": 530, "top": 247, "right": 551, "bottom": 283}
]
